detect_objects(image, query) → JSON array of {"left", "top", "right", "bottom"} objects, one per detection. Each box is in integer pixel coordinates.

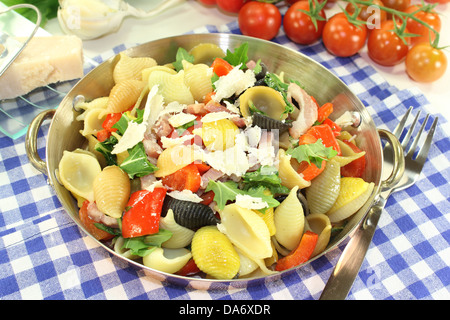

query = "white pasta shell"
[
  {"left": 306, "top": 213, "right": 332, "bottom": 257},
  {"left": 148, "top": 69, "right": 194, "bottom": 105},
  {"left": 159, "top": 209, "right": 195, "bottom": 249},
  {"left": 75, "top": 97, "right": 108, "bottom": 120},
  {"left": 305, "top": 159, "right": 341, "bottom": 215},
  {"left": 143, "top": 247, "right": 192, "bottom": 274},
  {"left": 326, "top": 178, "right": 375, "bottom": 223},
  {"left": 79, "top": 107, "right": 106, "bottom": 137},
  {"left": 217, "top": 203, "right": 272, "bottom": 261},
  {"left": 113, "top": 52, "right": 157, "bottom": 83},
  {"left": 99, "top": 79, "right": 145, "bottom": 117},
  {"left": 235, "top": 247, "right": 259, "bottom": 277},
  {"left": 142, "top": 65, "right": 177, "bottom": 82},
  {"left": 183, "top": 62, "right": 213, "bottom": 102},
  {"left": 274, "top": 186, "right": 305, "bottom": 251},
  {"left": 277, "top": 149, "right": 311, "bottom": 189},
  {"left": 93, "top": 165, "right": 130, "bottom": 219},
  {"left": 58, "top": 149, "right": 102, "bottom": 205},
  {"left": 333, "top": 139, "right": 366, "bottom": 167},
  {"left": 113, "top": 236, "right": 140, "bottom": 260}
]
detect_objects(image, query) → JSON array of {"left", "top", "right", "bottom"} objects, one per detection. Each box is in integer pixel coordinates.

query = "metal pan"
[{"left": 25, "top": 33, "right": 403, "bottom": 290}]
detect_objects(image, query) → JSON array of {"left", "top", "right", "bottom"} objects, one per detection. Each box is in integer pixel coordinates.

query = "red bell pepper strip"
[
  {"left": 306, "top": 124, "right": 342, "bottom": 155},
  {"left": 176, "top": 258, "right": 201, "bottom": 277},
  {"left": 211, "top": 57, "right": 233, "bottom": 77},
  {"left": 96, "top": 129, "right": 111, "bottom": 142},
  {"left": 297, "top": 160, "right": 326, "bottom": 181},
  {"left": 340, "top": 140, "right": 366, "bottom": 178},
  {"left": 121, "top": 188, "right": 167, "bottom": 238},
  {"left": 275, "top": 231, "right": 319, "bottom": 271},
  {"left": 323, "top": 118, "right": 341, "bottom": 137},
  {"left": 161, "top": 163, "right": 201, "bottom": 193},
  {"left": 317, "top": 102, "right": 334, "bottom": 123},
  {"left": 102, "top": 112, "right": 122, "bottom": 131}
]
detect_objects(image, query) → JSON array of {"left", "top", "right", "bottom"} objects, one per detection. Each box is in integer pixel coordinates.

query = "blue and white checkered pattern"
[{"left": 0, "top": 21, "right": 449, "bottom": 300}]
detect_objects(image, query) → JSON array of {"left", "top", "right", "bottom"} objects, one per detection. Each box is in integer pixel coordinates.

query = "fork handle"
[{"left": 319, "top": 196, "right": 386, "bottom": 300}]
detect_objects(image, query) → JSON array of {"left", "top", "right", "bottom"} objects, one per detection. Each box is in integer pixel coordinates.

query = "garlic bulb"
[{"left": 58, "top": 0, "right": 185, "bottom": 40}]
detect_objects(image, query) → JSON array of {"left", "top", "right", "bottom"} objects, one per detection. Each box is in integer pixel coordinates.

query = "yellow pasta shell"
[
  {"left": 254, "top": 207, "right": 276, "bottom": 237},
  {"left": 154, "top": 145, "right": 202, "bottom": 178},
  {"left": 191, "top": 226, "right": 240, "bottom": 280},
  {"left": 113, "top": 53, "right": 157, "bottom": 83},
  {"left": 333, "top": 139, "right": 366, "bottom": 167},
  {"left": 277, "top": 149, "right": 311, "bottom": 189},
  {"left": 143, "top": 247, "right": 192, "bottom": 274},
  {"left": 196, "top": 119, "right": 239, "bottom": 151},
  {"left": 326, "top": 178, "right": 375, "bottom": 223},
  {"left": 306, "top": 213, "right": 332, "bottom": 257},
  {"left": 147, "top": 69, "right": 194, "bottom": 105},
  {"left": 93, "top": 165, "right": 130, "bottom": 219},
  {"left": 305, "top": 159, "right": 341, "bottom": 215},
  {"left": 189, "top": 43, "right": 225, "bottom": 65},
  {"left": 100, "top": 79, "right": 145, "bottom": 117},
  {"left": 217, "top": 203, "right": 272, "bottom": 261},
  {"left": 183, "top": 62, "right": 213, "bottom": 102}
]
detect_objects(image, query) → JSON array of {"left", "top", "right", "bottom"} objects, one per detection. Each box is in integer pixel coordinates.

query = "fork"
[{"left": 319, "top": 106, "right": 438, "bottom": 300}]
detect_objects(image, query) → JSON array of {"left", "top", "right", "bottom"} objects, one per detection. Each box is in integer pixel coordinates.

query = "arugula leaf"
[
  {"left": 242, "top": 166, "right": 289, "bottom": 195},
  {"left": 173, "top": 47, "right": 195, "bottom": 72},
  {"left": 223, "top": 43, "right": 249, "bottom": 69},
  {"left": 176, "top": 119, "right": 197, "bottom": 136},
  {"left": 205, "top": 180, "right": 244, "bottom": 210},
  {"left": 286, "top": 138, "right": 338, "bottom": 168},
  {"left": 246, "top": 186, "right": 280, "bottom": 209},
  {"left": 121, "top": 229, "right": 172, "bottom": 257},
  {"left": 95, "top": 135, "right": 118, "bottom": 166},
  {"left": 119, "top": 142, "right": 158, "bottom": 178},
  {"left": 94, "top": 223, "right": 121, "bottom": 236}
]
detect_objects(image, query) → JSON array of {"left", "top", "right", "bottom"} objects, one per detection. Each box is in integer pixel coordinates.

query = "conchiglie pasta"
[
  {"left": 79, "top": 107, "right": 106, "bottom": 137},
  {"left": 183, "top": 61, "right": 213, "bottom": 102},
  {"left": 191, "top": 226, "right": 240, "bottom": 280},
  {"left": 75, "top": 97, "right": 108, "bottom": 118},
  {"left": 189, "top": 43, "right": 225, "bottom": 65},
  {"left": 58, "top": 149, "right": 102, "bottom": 206},
  {"left": 305, "top": 159, "right": 341, "bottom": 215},
  {"left": 93, "top": 165, "right": 130, "bottom": 219},
  {"left": 196, "top": 119, "right": 240, "bottom": 151},
  {"left": 305, "top": 213, "right": 332, "bottom": 257},
  {"left": 254, "top": 207, "right": 276, "bottom": 236},
  {"left": 274, "top": 186, "right": 305, "bottom": 251},
  {"left": 333, "top": 139, "right": 366, "bottom": 167},
  {"left": 217, "top": 203, "right": 272, "bottom": 261},
  {"left": 143, "top": 247, "right": 192, "bottom": 274},
  {"left": 159, "top": 209, "right": 195, "bottom": 249},
  {"left": 142, "top": 65, "right": 177, "bottom": 82},
  {"left": 147, "top": 69, "right": 194, "bottom": 105},
  {"left": 99, "top": 79, "right": 145, "bottom": 117},
  {"left": 277, "top": 149, "right": 311, "bottom": 189},
  {"left": 113, "top": 52, "right": 157, "bottom": 83},
  {"left": 154, "top": 145, "right": 202, "bottom": 178}
]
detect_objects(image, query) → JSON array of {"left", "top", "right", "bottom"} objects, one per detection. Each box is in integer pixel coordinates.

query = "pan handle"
[{"left": 25, "top": 109, "right": 55, "bottom": 175}]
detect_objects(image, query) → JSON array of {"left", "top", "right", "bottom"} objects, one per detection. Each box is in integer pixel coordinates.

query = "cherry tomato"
[
  {"left": 216, "top": 0, "right": 246, "bottom": 13},
  {"left": 340, "top": 141, "right": 366, "bottom": 178},
  {"left": 197, "top": 0, "right": 216, "bottom": 5},
  {"left": 424, "top": 0, "right": 450, "bottom": 3},
  {"left": 405, "top": 42, "right": 448, "bottom": 82},
  {"left": 322, "top": 13, "right": 367, "bottom": 57},
  {"left": 367, "top": 20, "right": 410, "bottom": 66},
  {"left": 283, "top": 1, "right": 327, "bottom": 45},
  {"left": 238, "top": 2, "right": 281, "bottom": 40},
  {"left": 405, "top": 5, "right": 441, "bottom": 46},
  {"left": 383, "top": 0, "right": 411, "bottom": 15},
  {"left": 345, "top": 0, "right": 387, "bottom": 27}
]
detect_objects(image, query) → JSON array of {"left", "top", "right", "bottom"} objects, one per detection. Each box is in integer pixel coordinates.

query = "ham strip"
[{"left": 287, "top": 83, "right": 318, "bottom": 139}]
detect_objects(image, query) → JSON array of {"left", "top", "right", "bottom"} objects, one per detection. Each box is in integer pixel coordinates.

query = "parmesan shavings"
[
  {"left": 235, "top": 194, "right": 268, "bottom": 210},
  {"left": 168, "top": 190, "right": 203, "bottom": 203},
  {"left": 212, "top": 65, "right": 256, "bottom": 102}
]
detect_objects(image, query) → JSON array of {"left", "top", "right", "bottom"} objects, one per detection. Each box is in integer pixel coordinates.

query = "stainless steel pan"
[{"left": 25, "top": 33, "right": 403, "bottom": 290}]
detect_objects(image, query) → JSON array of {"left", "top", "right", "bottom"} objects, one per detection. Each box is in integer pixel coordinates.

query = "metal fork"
[{"left": 320, "top": 107, "right": 438, "bottom": 300}]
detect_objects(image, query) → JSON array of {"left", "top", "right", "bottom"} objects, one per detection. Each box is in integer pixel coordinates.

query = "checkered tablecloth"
[{"left": 0, "top": 21, "right": 449, "bottom": 300}]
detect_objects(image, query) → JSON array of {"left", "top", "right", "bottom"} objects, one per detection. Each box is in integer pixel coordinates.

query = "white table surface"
[{"left": 42, "top": 0, "right": 450, "bottom": 121}]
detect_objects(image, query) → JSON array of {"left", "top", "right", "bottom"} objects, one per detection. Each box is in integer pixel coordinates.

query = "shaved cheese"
[
  {"left": 212, "top": 66, "right": 256, "bottom": 102},
  {"left": 168, "top": 112, "right": 197, "bottom": 128},
  {"left": 200, "top": 111, "right": 239, "bottom": 123},
  {"left": 160, "top": 134, "right": 195, "bottom": 149},
  {"left": 168, "top": 190, "right": 203, "bottom": 203},
  {"left": 235, "top": 194, "right": 268, "bottom": 210}
]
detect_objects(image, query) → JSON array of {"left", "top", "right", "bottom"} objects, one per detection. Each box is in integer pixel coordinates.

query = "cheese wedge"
[{"left": 0, "top": 35, "right": 84, "bottom": 100}]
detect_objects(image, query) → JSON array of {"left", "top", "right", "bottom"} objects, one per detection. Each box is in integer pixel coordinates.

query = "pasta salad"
[{"left": 58, "top": 42, "right": 374, "bottom": 279}]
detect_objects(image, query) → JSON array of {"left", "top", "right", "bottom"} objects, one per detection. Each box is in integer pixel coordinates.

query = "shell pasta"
[{"left": 59, "top": 43, "right": 374, "bottom": 279}]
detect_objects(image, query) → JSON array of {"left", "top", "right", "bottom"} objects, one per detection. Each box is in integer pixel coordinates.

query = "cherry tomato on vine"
[
  {"left": 283, "top": 0, "right": 327, "bottom": 45},
  {"left": 405, "top": 42, "right": 447, "bottom": 82},
  {"left": 367, "top": 20, "right": 410, "bottom": 66},
  {"left": 197, "top": 0, "right": 216, "bottom": 5},
  {"left": 216, "top": 0, "right": 246, "bottom": 13},
  {"left": 383, "top": 0, "right": 411, "bottom": 15},
  {"left": 345, "top": 0, "right": 387, "bottom": 25},
  {"left": 322, "top": 13, "right": 367, "bottom": 57},
  {"left": 238, "top": 2, "right": 281, "bottom": 40},
  {"left": 405, "top": 5, "right": 441, "bottom": 46}
]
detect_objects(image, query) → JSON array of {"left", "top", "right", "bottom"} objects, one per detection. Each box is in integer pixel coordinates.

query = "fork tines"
[{"left": 393, "top": 106, "right": 438, "bottom": 162}]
